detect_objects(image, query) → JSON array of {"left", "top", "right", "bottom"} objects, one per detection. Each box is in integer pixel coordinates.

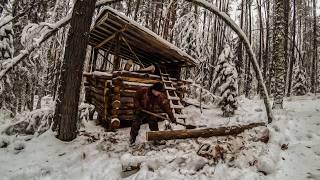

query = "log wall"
[{"left": 84, "top": 71, "right": 188, "bottom": 130}]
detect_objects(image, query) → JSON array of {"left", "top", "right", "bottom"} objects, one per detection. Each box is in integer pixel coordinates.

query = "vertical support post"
[
  {"left": 92, "top": 48, "right": 98, "bottom": 72},
  {"left": 104, "top": 81, "right": 110, "bottom": 129},
  {"left": 113, "top": 33, "right": 121, "bottom": 71}
]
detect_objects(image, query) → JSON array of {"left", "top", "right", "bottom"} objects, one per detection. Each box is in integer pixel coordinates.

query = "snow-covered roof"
[{"left": 89, "top": 7, "right": 198, "bottom": 67}]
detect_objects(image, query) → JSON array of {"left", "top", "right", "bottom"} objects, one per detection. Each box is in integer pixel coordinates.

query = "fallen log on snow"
[{"left": 146, "top": 122, "right": 266, "bottom": 141}]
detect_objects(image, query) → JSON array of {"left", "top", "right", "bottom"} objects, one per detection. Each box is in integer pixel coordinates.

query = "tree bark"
[
  {"left": 133, "top": 0, "right": 141, "bottom": 21},
  {"left": 272, "top": 0, "right": 286, "bottom": 109},
  {"left": 264, "top": 0, "right": 270, "bottom": 94},
  {"left": 287, "top": 0, "right": 296, "bottom": 96},
  {"left": 146, "top": 122, "right": 265, "bottom": 141},
  {"left": 53, "top": 0, "right": 97, "bottom": 141},
  {"left": 311, "top": 0, "right": 318, "bottom": 93}
]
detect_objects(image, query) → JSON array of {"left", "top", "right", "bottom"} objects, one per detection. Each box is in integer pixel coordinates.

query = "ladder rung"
[
  {"left": 165, "top": 87, "right": 176, "bottom": 90},
  {"left": 174, "top": 114, "right": 187, "bottom": 119},
  {"left": 168, "top": 96, "right": 180, "bottom": 100},
  {"left": 160, "top": 73, "right": 170, "bottom": 76},
  {"left": 171, "top": 104, "right": 184, "bottom": 109},
  {"left": 163, "top": 80, "right": 173, "bottom": 83}
]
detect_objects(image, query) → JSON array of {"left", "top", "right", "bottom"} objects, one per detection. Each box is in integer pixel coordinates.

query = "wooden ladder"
[{"left": 158, "top": 66, "right": 187, "bottom": 122}]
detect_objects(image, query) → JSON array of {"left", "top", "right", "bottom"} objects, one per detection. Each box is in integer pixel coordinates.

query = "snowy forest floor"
[{"left": 0, "top": 95, "right": 320, "bottom": 180}]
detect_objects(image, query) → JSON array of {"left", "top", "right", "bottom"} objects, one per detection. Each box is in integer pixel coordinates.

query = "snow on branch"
[
  {"left": 95, "top": 0, "right": 123, "bottom": 8},
  {"left": 0, "top": 0, "right": 122, "bottom": 80},
  {"left": 184, "top": 0, "right": 274, "bottom": 123},
  {"left": 0, "top": 2, "right": 34, "bottom": 29},
  {"left": 0, "top": 14, "right": 72, "bottom": 80}
]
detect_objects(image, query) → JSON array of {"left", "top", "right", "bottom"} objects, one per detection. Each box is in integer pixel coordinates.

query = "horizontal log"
[
  {"left": 118, "top": 114, "right": 135, "bottom": 120},
  {"left": 122, "top": 81, "right": 152, "bottom": 90},
  {"left": 86, "top": 86, "right": 105, "bottom": 95},
  {"left": 118, "top": 109, "right": 134, "bottom": 115},
  {"left": 86, "top": 95, "right": 104, "bottom": 107},
  {"left": 146, "top": 122, "right": 266, "bottom": 141},
  {"left": 121, "top": 97, "right": 134, "bottom": 103},
  {"left": 86, "top": 76, "right": 108, "bottom": 84},
  {"left": 86, "top": 81, "right": 105, "bottom": 89},
  {"left": 118, "top": 109, "right": 164, "bottom": 115},
  {"left": 120, "top": 89, "right": 136, "bottom": 97},
  {"left": 84, "top": 71, "right": 113, "bottom": 80},
  {"left": 119, "top": 76, "right": 160, "bottom": 84},
  {"left": 113, "top": 71, "right": 161, "bottom": 80},
  {"left": 120, "top": 103, "right": 134, "bottom": 109}
]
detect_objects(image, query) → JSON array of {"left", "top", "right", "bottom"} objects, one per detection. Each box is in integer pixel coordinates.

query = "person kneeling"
[{"left": 129, "top": 82, "right": 176, "bottom": 145}]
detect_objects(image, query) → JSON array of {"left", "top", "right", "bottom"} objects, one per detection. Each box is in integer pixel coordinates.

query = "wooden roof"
[{"left": 89, "top": 7, "right": 198, "bottom": 67}]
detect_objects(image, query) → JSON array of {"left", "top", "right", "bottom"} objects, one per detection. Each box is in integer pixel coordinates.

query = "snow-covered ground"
[{"left": 0, "top": 95, "right": 320, "bottom": 180}]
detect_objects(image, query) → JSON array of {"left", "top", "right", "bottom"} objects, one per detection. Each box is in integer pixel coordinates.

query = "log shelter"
[{"left": 84, "top": 7, "right": 198, "bottom": 130}]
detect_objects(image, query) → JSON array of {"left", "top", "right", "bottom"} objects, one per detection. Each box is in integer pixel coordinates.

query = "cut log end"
[{"left": 111, "top": 118, "right": 120, "bottom": 129}]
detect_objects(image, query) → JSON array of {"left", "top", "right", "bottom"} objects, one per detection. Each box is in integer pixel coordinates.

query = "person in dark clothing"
[{"left": 129, "top": 82, "right": 176, "bottom": 145}]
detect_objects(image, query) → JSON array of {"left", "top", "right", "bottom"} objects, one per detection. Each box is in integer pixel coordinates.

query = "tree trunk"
[
  {"left": 256, "top": 0, "right": 264, "bottom": 95},
  {"left": 311, "top": 0, "right": 318, "bottom": 93},
  {"left": 287, "top": 0, "right": 296, "bottom": 96},
  {"left": 283, "top": 0, "right": 290, "bottom": 95},
  {"left": 53, "top": 0, "right": 97, "bottom": 141},
  {"left": 264, "top": 0, "right": 270, "bottom": 94},
  {"left": 133, "top": 0, "right": 141, "bottom": 21},
  {"left": 272, "top": 0, "right": 286, "bottom": 109}
]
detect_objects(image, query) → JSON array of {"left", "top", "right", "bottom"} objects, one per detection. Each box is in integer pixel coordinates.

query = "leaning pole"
[{"left": 185, "top": 0, "right": 274, "bottom": 123}]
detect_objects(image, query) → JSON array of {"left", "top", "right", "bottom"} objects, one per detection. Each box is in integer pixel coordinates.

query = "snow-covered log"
[
  {"left": 146, "top": 122, "right": 266, "bottom": 141},
  {"left": 184, "top": 0, "right": 274, "bottom": 123}
]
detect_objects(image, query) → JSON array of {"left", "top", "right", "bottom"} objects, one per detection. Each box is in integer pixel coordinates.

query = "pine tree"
[
  {"left": 0, "top": 0, "right": 14, "bottom": 60},
  {"left": 211, "top": 45, "right": 239, "bottom": 117},
  {"left": 0, "top": 0, "right": 15, "bottom": 116},
  {"left": 292, "top": 65, "right": 307, "bottom": 96}
]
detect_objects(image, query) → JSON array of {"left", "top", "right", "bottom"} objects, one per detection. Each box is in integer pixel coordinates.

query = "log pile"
[{"left": 84, "top": 71, "right": 188, "bottom": 130}]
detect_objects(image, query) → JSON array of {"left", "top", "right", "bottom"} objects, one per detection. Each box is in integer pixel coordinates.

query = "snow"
[
  {"left": 0, "top": 15, "right": 14, "bottom": 30},
  {"left": 0, "top": 95, "right": 320, "bottom": 179}
]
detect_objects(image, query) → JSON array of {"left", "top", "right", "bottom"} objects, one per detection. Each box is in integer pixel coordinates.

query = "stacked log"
[
  {"left": 84, "top": 72, "right": 112, "bottom": 127},
  {"left": 111, "top": 77, "right": 121, "bottom": 129},
  {"left": 84, "top": 70, "right": 191, "bottom": 129}
]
